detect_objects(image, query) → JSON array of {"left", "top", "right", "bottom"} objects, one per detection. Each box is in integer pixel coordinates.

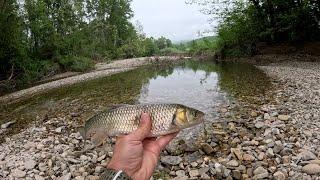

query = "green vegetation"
[
  {"left": 188, "top": 0, "right": 320, "bottom": 56},
  {"left": 0, "top": 0, "right": 174, "bottom": 93}
]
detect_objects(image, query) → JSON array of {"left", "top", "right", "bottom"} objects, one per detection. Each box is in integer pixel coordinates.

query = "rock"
[
  {"left": 243, "top": 154, "right": 255, "bottom": 161},
  {"left": 273, "top": 171, "right": 286, "bottom": 180},
  {"left": 59, "top": 173, "right": 71, "bottom": 180},
  {"left": 11, "top": 169, "right": 26, "bottom": 178},
  {"left": 189, "top": 169, "right": 200, "bottom": 177},
  {"left": 200, "top": 173, "right": 210, "bottom": 179},
  {"left": 266, "top": 148, "right": 274, "bottom": 157},
  {"left": 97, "top": 154, "right": 106, "bottom": 162},
  {"left": 253, "top": 167, "right": 269, "bottom": 179},
  {"left": 309, "top": 159, "right": 320, "bottom": 165},
  {"left": 184, "top": 151, "right": 201, "bottom": 163},
  {"left": 302, "top": 164, "right": 320, "bottom": 175},
  {"left": 298, "top": 150, "right": 317, "bottom": 161},
  {"left": 175, "top": 170, "right": 185, "bottom": 177},
  {"left": 282, "top": 156, "right": 290, "bottom": 164},
  {"left": 24, "top": 159, "right": 36, "bottom": 170},
  {"left": 278, "top": 115, "right": 290, "bottom": 121},
  {"left": 199, "top": 167, "right": 209, "bottom": 175},
  {"left": 227, "top": 160, "right": 239, "bottom": 167},
  {"left": 254, "top": 167, "right": 268, "bottom": 175},
  {"left": 190, "top": 162, "right": 198, "bottom": 167},
  {"left": 95, "top": 166, "right": 103, "bottom": 173},
  {"left": 251, "top": 111, "right": 258, "bottom": 117},
  {"left": 201, "top": 143, "right": 214, "bottom": 154},
  {"left": 38, "top": 162, "right": 47, "bottom": 172},
  {"left": 55, "top": 127, "right": 63, "bottom": 133},
  {"left": 273, "top": 141, "right": 284, "bottom": 154},
  {"left": 220, "top": 108, "right": 228, "bottom": 113},
  {"left": 161, "top": 156, "right": 182, "bottom": 165},
  {"left": 255, "top": 121, "right": 265, "bottom": 129},
  {"left": 253, "top": 172, "right": 269, "bottom": 179},
  {"left": 173, "top": 176, "right": 188, "bottom": 180},
  {"left": 87, "top": 175, "right": 100, "bottom": 180},
  {"left": 231, "top": 148, "right": 243, "bottom": 161},
  {"left": 264, "top": 113, "right": 271, "bottom": 120},
  {"left": 224, "top": 168, "right": 231, "bottom": 177},
  {"left": 1, "top": 121, "right": 15, "bottom": 129},
  {"left": 35, "top": 175, "right": 45, "bottom": 180},
  {"left": 232, "top": 170, "right": 242, "bottom": 179}
]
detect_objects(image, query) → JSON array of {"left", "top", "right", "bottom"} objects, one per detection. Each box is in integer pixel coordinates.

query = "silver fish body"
[{"left": 80, "top": 104, "right": 204, "bottom": 145}]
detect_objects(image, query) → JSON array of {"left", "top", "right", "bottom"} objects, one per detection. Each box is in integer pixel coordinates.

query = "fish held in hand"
[{"left": 79, "top": 104, "right": 204, "bottom": 146}]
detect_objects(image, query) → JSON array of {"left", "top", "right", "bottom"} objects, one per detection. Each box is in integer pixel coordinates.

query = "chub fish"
[{"left": 79, "top": 104, "right": 204, "bottom": 146}]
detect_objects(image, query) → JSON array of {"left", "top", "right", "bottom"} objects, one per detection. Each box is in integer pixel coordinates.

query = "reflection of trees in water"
[
  {"left": 216, "top": 62, "right": 272, "bottom": 102},
  {"left": 181, "top": 60, "right": 272, "bottom": 102}
]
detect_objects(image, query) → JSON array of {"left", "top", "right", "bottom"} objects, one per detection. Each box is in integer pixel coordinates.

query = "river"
[{"left": 0, "top": 60, "right": 271, "bottom": 143}]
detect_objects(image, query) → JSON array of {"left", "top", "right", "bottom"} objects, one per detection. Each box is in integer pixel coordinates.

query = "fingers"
[
  {"left": 156, "top": 132, "right": 179, "bottom": 150},
  {"left": 129, "top": 113, "right": 152, "bottom": 141}
]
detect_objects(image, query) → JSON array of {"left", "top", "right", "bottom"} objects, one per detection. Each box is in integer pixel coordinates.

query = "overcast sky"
[{"left": 131, "top": 0, "right": 215, "bottom": 42}]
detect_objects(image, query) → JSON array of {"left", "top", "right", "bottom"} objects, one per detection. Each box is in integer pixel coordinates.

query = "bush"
[
  {"left": 58, "top": 56, "right": 94, "bottom": 72},
  {"left": 158, "top": 47, "right": 185, "bottom": 56}
]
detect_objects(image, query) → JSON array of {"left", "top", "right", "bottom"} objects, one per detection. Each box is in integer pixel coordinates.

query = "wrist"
[{"left": 107, "top": 160, "right": 132, "bottom": 177}]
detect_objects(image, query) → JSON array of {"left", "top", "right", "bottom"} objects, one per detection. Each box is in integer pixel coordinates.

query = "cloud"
[{"left": 131, "top": 0, "right": 217, "bottom": 42}]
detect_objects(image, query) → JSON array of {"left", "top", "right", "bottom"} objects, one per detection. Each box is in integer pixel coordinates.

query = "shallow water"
[{"left": 0, "top": 60, "right": 271, "bottom": 142}]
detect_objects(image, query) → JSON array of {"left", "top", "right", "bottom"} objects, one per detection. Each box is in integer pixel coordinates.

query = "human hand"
[{"left": 107, "top": 113, "right": 178, "bottom": 180}]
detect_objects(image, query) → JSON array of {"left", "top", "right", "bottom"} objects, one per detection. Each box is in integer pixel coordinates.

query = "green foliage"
[
  {"left": 59, "top": 56, "right": 94, "bottom": 72},
  {"left": 0, "top": 0, "right": 174, "bottom": 92},
  {"left": 190, "top": 0, "right": 320, "bottom": 57},
  {"left": 158, "top": 47, "right": 185, "bottom": 56}
]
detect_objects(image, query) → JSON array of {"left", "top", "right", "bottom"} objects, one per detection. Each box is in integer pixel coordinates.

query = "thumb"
[{"left": 129, "top": 113, "right": 152, "bottom": 141}]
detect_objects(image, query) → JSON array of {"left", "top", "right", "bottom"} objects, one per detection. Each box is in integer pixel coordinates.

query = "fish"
[{"left": 78, "top": 103, "right": 204, "bottom": 146}]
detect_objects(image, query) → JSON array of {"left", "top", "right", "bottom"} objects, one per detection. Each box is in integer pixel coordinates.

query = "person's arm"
[{"left": 100, "top": 113, "right": 178, "bottom": 180}]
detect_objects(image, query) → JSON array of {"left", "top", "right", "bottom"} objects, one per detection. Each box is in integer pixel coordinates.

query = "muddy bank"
[{"left": 0, "top": 56, "right": 187, "bottom": 105}]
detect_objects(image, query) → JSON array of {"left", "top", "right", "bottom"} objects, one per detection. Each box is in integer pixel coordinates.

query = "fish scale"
[{"left": 80, "top": 103, "right": 204, "bottom": 146}]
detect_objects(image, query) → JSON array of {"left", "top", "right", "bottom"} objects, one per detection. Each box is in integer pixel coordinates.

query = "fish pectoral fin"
[{"left": 91, "top": 131, "right": 108, "bottom": 147}]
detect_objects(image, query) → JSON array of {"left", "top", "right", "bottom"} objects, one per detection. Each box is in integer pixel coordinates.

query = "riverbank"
[
  {"left": 1, "top": 57, "right": 320, "bottom": 179},
  {"left": 0, "top": 56, "right": 187, "bottom": 105}
]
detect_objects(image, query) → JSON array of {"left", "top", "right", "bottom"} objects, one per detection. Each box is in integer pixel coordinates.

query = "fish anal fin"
[{"left": 91, "top": 130, "right": 108, "bottom": 147}]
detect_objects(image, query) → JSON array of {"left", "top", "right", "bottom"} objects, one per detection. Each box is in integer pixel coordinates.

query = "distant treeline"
[
  {"left": 0, "top": 0, "right": 173, "bottom": 91},
  {"left": 187, "top": 0, "right": 320, "bottom": 57}
]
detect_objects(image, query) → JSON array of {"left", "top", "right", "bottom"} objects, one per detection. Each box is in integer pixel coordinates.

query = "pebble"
[
  {"left": 175, "top": 170, "right": 185, "bottom": 177},
  {"left": 243, "top": 154, "right": 255, "bottom": 161},
  {"left": 231, "top": 148, "right": 243, "bottom": 160},
  {"left": 189, "top": 169, "right": 200, "bottom": 177},
  {"left": 227, "top": 160, "right": 239, "bottom": 167},
  {"left": 273, "top": 171, "right": 286, "bottom": 180},
  {"left": 302, "top": 164, "right": 320, "bottom": 175},
  {"left": 59, "top": 173, "right": 71, "bottom": 180},
  {"left": 1, "top": 121, "right": 16, "bottom": 129},
  {"left": 11, "top": 169, "right": 26, "bottom": 178},
  {"left": 298, "top": 150, "right": 317, "bottom": 161},
  {"left": 201, "top": 143, "right": 214, "bottom": 154},
  {"left": 161, "top": 156, "right": 182, "bottom": 165},
  {"left": 24, "top": 159, "right": 36, "bottom": 170},
  {"left": 278, "top": 115, "right": 290, "bottom": 121},
  {"left": 35, "top": 175, "right": 45, "bottom": 180}
]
